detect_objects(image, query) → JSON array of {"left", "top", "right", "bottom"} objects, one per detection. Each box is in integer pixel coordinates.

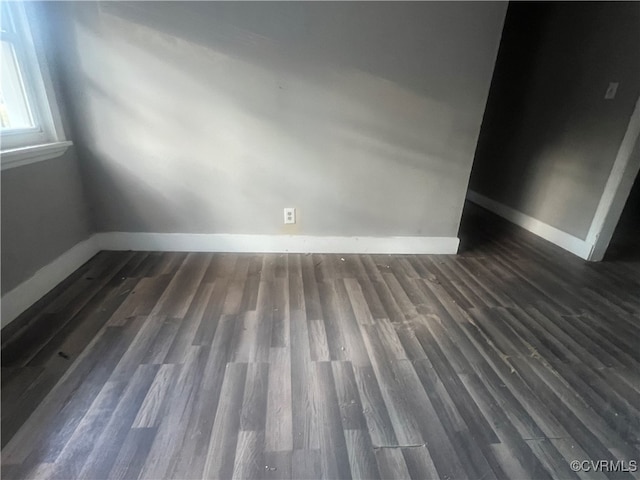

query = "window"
[{"left": 1, "top": 1, "right": 71, "bottom": 169}]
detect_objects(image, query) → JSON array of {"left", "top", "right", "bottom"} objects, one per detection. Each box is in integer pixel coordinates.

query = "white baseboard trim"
[
  {"left": 95, "top": 232, "right": 460, "bottom": 255},
  {"left": 467, "top": 190, "right": 593, "bottom": 260},
  {"left": 1, "top": 232, "right": 459, "bottom": 328},
  {"left": 1, "top": 237, "right": 100, "bottom": 328}
]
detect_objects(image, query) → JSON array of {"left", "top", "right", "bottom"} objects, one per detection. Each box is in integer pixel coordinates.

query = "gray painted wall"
[
  {"left": 47, "top": 1, "right": 506, "bottom": 238},
  {"left": 1, "top": 4, "right": 93, "bottom": 297},
  {"left": 469, "top": 2, "right": 640, "bottom": 240},
  {"left": 1, "top": 148, "right": 93, "bottom": 294}
]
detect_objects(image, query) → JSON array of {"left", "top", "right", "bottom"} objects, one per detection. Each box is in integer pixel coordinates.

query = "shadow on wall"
[
  {"left": 55, "top": 1, "right": 504, "bottom": 237},
  {"left": 469, "top": 2, "right": 640, "bottom": 241}
]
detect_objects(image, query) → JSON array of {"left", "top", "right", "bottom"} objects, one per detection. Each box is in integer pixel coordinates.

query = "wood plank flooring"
[{"left": 2, "top": 203, "right": 639, "bottom": 479}]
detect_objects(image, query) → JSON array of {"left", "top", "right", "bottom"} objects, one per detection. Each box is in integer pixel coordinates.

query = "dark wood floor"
[{"left": 2, "top": 203, "right": 639, "bottom": 480}]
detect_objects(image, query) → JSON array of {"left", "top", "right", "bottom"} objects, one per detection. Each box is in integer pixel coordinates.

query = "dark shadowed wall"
[
  {"left": 469, "top": 2, "right": 640, "bottom": 240},
  {"left": 1, "top": 148, "right": 93, "bottom": 295}
]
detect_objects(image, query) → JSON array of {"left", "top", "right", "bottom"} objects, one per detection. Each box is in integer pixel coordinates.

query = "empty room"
[{"left": 1, "top": 1, "right": 639, "bottom": 479}]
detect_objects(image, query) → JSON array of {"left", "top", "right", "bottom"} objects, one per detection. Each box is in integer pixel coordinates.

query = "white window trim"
[
  {"left": 1, "top": 2, "right": 72, "bottom": 169},
  {"left": 1, "top": 140, "right": 73, "bottom": 171}
]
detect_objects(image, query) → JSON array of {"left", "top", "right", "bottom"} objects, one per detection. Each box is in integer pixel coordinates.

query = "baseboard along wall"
[
  {"left": 466, "top": 190, "right": 593, "bottom": 260},
  {"left": 1, "top": 232, "right": 459, "bottom": 327}
]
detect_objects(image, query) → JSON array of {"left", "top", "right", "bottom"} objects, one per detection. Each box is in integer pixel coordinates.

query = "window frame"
[{"left": 1, "top": 1, "right": 71, "bottom": 170}]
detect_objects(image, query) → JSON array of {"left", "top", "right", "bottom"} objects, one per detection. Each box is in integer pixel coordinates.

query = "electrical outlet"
[
  {"left": 605, "top": 82, "right": 619, "bottom": 100},
  {"left": 284, "top": 207, "right": 296, "bottom": 224}
]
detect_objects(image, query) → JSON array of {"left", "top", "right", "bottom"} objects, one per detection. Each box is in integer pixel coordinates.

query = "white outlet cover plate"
[
  {"left": 284, "top": 207, "right": 296, "bottom": 224},
  {"left": 605, "top": 82, "right": 619, "bottom": 100}
]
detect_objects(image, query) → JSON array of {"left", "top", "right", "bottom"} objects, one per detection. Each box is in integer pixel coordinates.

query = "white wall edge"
[
  {"left": 585, "top": 95, "right": 640, "bottom": 261},
  {"left": 95, "top": 232, "right": 460, "bottom": 255},
  {"left": 467, "top": 190, "right": 592, "bottom": 260},
  {"left": 1, "top": 236, "right": 99, "bottom": 328}
]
